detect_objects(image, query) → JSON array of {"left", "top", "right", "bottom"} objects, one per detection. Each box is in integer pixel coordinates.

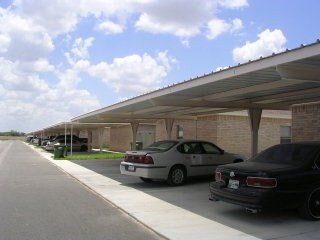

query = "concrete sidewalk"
[{"left": 28, "top": 144, "right": 259, "bottom": 240}]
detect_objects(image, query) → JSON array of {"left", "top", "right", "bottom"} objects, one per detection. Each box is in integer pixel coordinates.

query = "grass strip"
[{"left": 55, "top": 152, "right": 124, "bottom": 160}]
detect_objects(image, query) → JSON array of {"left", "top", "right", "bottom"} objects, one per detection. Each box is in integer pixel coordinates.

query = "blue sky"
[{"left": 0, "top": 0, "right": 319, "bottom": 132}]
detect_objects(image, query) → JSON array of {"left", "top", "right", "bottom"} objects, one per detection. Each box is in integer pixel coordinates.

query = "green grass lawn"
[{"left": 54, "top": 152, "right": 124, "bottom": 160}]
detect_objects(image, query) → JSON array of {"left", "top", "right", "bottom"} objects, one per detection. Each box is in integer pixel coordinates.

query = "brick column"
[
  {"left": 248, "top": 109, "right": 262, "bottom": 157},
  {"left": 292, "top": 103, "right": 320, "bottom": 141}
]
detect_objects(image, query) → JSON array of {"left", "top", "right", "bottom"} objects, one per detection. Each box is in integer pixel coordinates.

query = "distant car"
[
  {"left": 26, "top": 135, "right": 34, "bottom": 142},
  {"left": 43, "top": 135, "right": 88, "bottom": 148},
  {"left": 41, "top": 136, "right": 56, "bottom": 147},
  {"left": 209, "top": 142, "right": 320, "bottom": 220},
  {"left": 120, "top": 139, "right": 246, "bottom": 186},
  {"left": 51, "top": 135, "right": 87, "bottom": 143},
  {"left": 44, "top": 138, "right": 88, "bottom": 152},
  {"left": 31, "top": 138, "right": 39, "bottom": 144}
]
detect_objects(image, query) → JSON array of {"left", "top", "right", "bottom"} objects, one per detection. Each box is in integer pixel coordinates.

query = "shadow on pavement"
[{"left": 70, "top": 159, "right": 320, "bottom": 240}]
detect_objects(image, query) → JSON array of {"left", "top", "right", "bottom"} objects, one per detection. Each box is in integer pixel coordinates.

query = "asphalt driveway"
[{"left": 0, "top": 141, "right": 164, "bottom": 240}]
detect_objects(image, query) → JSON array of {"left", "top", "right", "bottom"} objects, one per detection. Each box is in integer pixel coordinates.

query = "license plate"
[
  {"left": 127, "top": 165, "right": 135, "bottom": 172},
  {"left": 228, "top": 179, "right": 239, "bottom": 189}
]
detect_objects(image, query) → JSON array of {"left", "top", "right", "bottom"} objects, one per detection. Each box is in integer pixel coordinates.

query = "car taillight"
[
  {"left": 246, "top": 177, "right": 277, "bottom": 188},
  {"left": 142, "top": 156, "right": 154, "bottom": 164},
  {"left": 124, "top": 155, "right": 154, "bottom": 164},
  {"left": 215, "top": 171, "right": 222, "bottom": 182}
]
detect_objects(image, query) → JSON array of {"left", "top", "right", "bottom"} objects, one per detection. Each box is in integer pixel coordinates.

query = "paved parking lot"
[{"left": 33, "top": 145, "right": 320, "bottom": 240}]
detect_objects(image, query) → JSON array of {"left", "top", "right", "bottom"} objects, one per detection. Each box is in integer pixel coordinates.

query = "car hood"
[{"left": 218, "top": 161, "right": 303, "bottom": 176}]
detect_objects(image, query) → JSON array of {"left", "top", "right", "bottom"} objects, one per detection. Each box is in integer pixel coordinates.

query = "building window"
[
  {"left": 177, "top": 125, "right": 183, "bottom": 139},
  {"left": 280, "top": 126, "right": 291, "bottom": 143}
]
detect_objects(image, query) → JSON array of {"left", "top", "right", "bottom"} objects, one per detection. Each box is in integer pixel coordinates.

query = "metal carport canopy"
[{"left": 72, "top": 40, "right": 320, "bottom": 154}]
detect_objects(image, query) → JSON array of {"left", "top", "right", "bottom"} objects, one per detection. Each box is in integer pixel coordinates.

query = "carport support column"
[
  {"left": 165, "top": 118, "right": 174, "bottom": 139},
  {"left": 131, "top": 123, "right": 139, "bottom": 151},
  {"left": 87, "top": 129, "right": 93, "bottom": 152},
  {"left": 248, "top": 109, "right": 262, "bottom": 157},
  {"left": 98, "top": 128, "right": 104, "bottom": 153},
  {"left": 73, "top": 130, "right": 80, "bottom": 137}
]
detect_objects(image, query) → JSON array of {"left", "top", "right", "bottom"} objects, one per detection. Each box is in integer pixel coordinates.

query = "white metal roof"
[
  {"left": 33, "top": 122, "right": 128, "bottom": 136},
  {"left": 71, "top": 40, "right": 320, "bottom": 124}
]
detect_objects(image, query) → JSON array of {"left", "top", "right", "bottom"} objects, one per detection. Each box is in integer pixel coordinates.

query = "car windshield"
[
  {"left": 251, "top": 144, "right": 320, "bottom": 166},
  {"left": 144, "top": 141, "right": 179, "bottom": 152}
]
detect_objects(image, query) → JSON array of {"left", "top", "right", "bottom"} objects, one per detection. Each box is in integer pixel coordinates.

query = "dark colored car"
[
  {"left": 209, "top": 142, "right": 320, "bottom": 220},
  {"left": 44, "top": 138, "right": 88, "bottom": 152},
  {"left": 51, "top": 135, "right": 87, "bottom": 143}
]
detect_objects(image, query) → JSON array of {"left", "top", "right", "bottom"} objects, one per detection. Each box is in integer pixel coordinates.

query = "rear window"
[
  {"left": 252, "top": 144, "right": 320, "bottom": 166},
  {"left": 144, "top": 141, "right": 178, "bottom": 152}
]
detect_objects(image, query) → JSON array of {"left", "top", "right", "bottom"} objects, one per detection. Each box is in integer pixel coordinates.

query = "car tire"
[
  {"left": 299, "top": 186, "right": 320, "bottom": 220},
  {"left": 80, "top": 145, "right": 88, "bottom": 152},
  {"left": 167, "top": 166, "right": 186, "bottom": 186},
  {"left": 233, "top": 159, "right": 243, "bottom": 163},
  {"left": 140, "top": 177, "right": 153, "bottom": 182}
]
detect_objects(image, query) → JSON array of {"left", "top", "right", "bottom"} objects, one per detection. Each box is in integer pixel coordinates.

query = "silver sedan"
[{"left": 120, "top": 139, "right": 246, "bottom": 186}]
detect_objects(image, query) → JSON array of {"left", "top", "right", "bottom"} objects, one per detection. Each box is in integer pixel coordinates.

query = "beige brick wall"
[
  {"left": 216, "top": 115, "right": 291, "bottom": 157},
  {"left": 110, "top": 125, "right": 132, "bottom": 152},
  {"left": 154, "top": 114, "right": 291, "bottom": 157},
  {"left": 216, "top": 115, "right": 250, "bottom": 156},
  {"left": 91, "top": 128, "right": 111, "bottom": 149},
  {"left": 292, "top": 103, "right": 320, "bottom": 141},
  {"left": 258, "top": 118, "right": 291, "bottom": 152},
  {"left": 155, "top": 120, "right": 167, "bottom": 141},
  {"left": 155, "top": 119, "right": 197, "bottom": 141},
  {"left": 196, "top": 115, "right": 218, "bottom": 143},
  {"left": 109, "top": 113, "right": 291, "bottom": 156},
  {"left": 110, "top": 125, "right": 156, "bottom": 152}
]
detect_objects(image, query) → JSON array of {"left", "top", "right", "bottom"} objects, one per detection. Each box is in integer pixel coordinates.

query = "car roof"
[
  {"left": 280, "top": 142, "right": 320, "bottom": 146},
  {"left": 159, "top": 139, "right": 215, "bottom": 144}
]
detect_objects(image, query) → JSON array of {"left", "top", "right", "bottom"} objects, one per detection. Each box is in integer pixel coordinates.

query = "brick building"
[{"left": 108, "top": 110, "right": 291, "bottom": 157}]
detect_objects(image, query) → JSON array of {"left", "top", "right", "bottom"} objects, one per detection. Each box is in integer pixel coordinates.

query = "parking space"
[{"left": 33, "top": 145, "right": 320, "bottom": 240}]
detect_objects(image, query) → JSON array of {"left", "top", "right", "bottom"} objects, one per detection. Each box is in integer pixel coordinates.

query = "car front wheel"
[
  {"left": 299, "top": 187, "right": 320, "bottom": 220},
  {"left": 167, "top": 166, "right": 186, "bottom": 186}
]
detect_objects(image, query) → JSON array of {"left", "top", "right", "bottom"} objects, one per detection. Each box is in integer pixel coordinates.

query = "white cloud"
[
  {"left": 0, "top": 33, "right": 10, "bottom": 53},
  {"left": 0, "top": 0, "right": 250, "bottom": 132},
  {"left": 12, "top": 0, "right": 248, "bottom": 44},
  {"left": 135, "top": 0, "right": 247, "bottom": 43},
  {"left": 206, "top": 19, "right": 230, "bottom": 39},
  {"left": 13, "top": 0, "right": 80, "bottom": 36},
  {"left": 230, "top": 18, "right": 243, "bottom": 32},
  {"left": 65, "top": 37, "right": 94, "bottom": 65},
  {"left": 217, "top": 0, "right": 248, "bottom": 9},
  {"left": 88, "top": 51, "right": 176, "bottom": 97},
  {"left": 135, "top": 0, "right": 211, "bottom": 40},
  {"left": 233, "top": 29, "right": 287, "bottom": 63},
  {"left": 0, "top": 56, "right": 100, "bottom": 132},
  {"left": 18, "top": 59, "right": 55, "bottom": 73},
  {"left": 135, "top": 13, "right": 201, "bottom": 39},
  {"left": 96, "top": 20, "right": 124, "bottom": 34},
  {"left": 0, "top": 9, "right": 54, "bottom": 62},
  {"left": 32, "top": 59, "right": 55, "bottom": 72},
  {"left": 0, "top": 57, "right": 52, "bottom": 92},
  {"left": 12, "top": 0, "right": 141, "bottom": 36},
  {"left": 206, "top": 18, "right": 243, "bottom": 39},
  {"left": 71, "top": 37, "right": 94, "bottom": 60}
]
